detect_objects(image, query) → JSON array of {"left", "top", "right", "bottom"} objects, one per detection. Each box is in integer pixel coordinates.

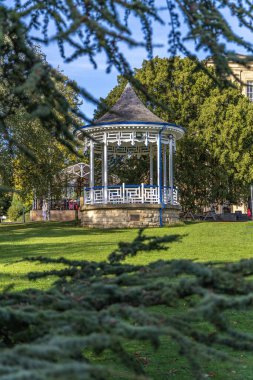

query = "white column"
[
  {"left": 150, "top": 144, "right": 154, "bottom": 185},
  {"left": 163, "top": 144, "right": 167, "bottom": 186},
  {"left": 169, "top": 135, "right": 174, "bottom": 205},
  {"left": 157, "top": 134, "right": 162, "bottom": 203},
  {"left": 122, "top": 182, "right": 125, "bottom": 203},
  {"left": 141, "top": 183, "right": 144, "bottom": 203},
  {"left": 103, "top": 132, "right": 108, "bottom": 204},
  {"left": 80, "top": 164, "right": 84, "bottom": 178},
  {"left": 163, "top": 145, "right": 167, "bottom": 188},
  {"left": 163, "top": 145, "right": 167, "bottom": 204},
  {"left": 101, "top": 150, "right": 104, "bottom": 187},
  {"left": 90, "top": 140, "right": 94, "bottom": 204}
]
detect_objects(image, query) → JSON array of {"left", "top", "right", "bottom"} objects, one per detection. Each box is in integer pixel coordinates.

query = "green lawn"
[
  {"left": 0, "top": 221, "right": 253, "bottom": 291},
  {"left": 1, "top": 220, "right": 253, "bottom": 379}
]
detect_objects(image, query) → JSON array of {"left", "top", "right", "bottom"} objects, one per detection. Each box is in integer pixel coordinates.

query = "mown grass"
[{"left": 1, "top": 220, "right": 253, "bottom": 379}]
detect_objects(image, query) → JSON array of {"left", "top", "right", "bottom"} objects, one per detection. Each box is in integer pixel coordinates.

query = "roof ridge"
[{"left": 94, "top": 83, "right": 167, "bottom": 124}]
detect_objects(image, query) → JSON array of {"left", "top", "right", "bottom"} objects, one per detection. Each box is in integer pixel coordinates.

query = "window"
[{"left": 247, "top": 81, "right": 253, "bottom": 101}]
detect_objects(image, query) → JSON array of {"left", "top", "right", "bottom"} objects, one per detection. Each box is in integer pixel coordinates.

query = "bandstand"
[
  {"left": 77, "top": 84, "right": 185, "bottom": 228},
  {"left": 30, "top": 162, "right": 89, "bottom": 222}
]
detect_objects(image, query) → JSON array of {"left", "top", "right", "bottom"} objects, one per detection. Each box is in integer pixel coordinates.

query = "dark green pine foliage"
[{"left": 1, "top": 231, "right": 253, "bottom": 379}]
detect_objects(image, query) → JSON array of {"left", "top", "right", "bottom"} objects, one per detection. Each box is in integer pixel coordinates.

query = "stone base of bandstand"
[
  {"left": 30, "top": 210, "right": 81, "bottom": 222},
  {"left": 80, "top": 204, "right": 181, "bottom": 229}
]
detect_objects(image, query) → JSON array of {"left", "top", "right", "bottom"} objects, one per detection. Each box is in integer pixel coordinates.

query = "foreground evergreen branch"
[
  {"left": 18, "top": 0, "right": 253, "bottom": 82},
  {"left": 1, "top": 1, "right": 253, "bottom": 159},
  {"left": 0, "top": 6, "right": 81, "bottom": 153},
  {"left": 1, "top": 231, "right": 253, "bottom": 379}
]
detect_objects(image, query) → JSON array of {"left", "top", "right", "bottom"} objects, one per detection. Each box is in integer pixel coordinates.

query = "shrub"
[{"left": 7, "top": 194, "right": 24, "bottom": 221}]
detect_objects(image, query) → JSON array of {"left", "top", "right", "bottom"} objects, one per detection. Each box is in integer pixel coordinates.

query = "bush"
[
  {"left": 7, "top": 194, "right": 24, "bottom": 221},
  {"left": 0, "top": 193, "right": 11, "bottom": 216}
]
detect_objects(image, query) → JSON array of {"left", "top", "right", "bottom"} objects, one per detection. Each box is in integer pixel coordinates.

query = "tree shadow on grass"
[
  {"left": 0, "top": 234, "right": 186, "bottom": 267},
  {"left": 0, "top": 273, "right": 20, "bottom": 281},
  {"left": 0, "top": 221, "right": 128, "bottom": 243},
  {"left": 0, "top": 241, "right": 119, "bottom": 263}
]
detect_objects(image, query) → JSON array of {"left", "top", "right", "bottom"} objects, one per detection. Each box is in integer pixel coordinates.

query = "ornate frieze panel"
[{"left": 83, "top": 131, "right": 176, "bottom": 156}]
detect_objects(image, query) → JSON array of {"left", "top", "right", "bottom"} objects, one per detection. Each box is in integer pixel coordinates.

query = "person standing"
[{"left": 42, "top": 200, "right": 47, "bottom": 222}]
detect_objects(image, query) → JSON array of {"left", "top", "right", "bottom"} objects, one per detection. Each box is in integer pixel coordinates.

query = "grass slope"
[{"left": 0, "top": 221, "right": 253, "bottom": 379}]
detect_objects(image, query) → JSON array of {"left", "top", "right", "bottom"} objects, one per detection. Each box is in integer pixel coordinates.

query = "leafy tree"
[
  {"left": 0, "top": 191, "right": 11, "bottom": 216},
  {"left": 198, "top": 90, "right": 253, "bottom": 185},
  {"left": 95, "top": 57, "right": 253, "bottom": 210},
  {"left": 7, "top": 193, "right": 24, "bottom": 221},
  {"left": 8, "top": 72, "right": 81, "bottom": 206},
  {"left": 0, "top": 139, "right": 13, "bottom": 214},
  {"left": 11, "top": 124, "right": 76, "bottom": 206},
  {"left": 0, "top": 45, "right": 81, "bottom": 206}
]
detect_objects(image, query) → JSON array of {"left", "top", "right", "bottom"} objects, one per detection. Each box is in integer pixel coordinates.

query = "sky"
[
  {"left": 40, "top": 4, "right": 175, "bottom": 120},
  {"left": 8, "top": 0, "right": 253, "bottom": 120}
]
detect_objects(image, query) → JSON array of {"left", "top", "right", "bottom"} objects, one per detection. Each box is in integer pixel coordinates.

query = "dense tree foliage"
[
  {"left": 9, "top": 73, "right": 81, "bottom": 206},
  {"left": 95, "top": 57, "right": 253, "bottom": 210},
  {"left": 0, "top": 42, "right": 81, "bottom": 209},
  {"left": 0, "top": 141, "right": 13, "bottom": 214}
]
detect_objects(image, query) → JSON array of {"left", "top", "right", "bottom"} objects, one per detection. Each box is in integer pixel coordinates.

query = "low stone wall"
[
  {"left": 80, "top": 204, "right": 181, "bottom": 229},
  {"left": 216, "top": 213, "right": 237, "bottom": 222},
  {"left": 30, "top": 210, "right": 81, "bottom": 222}
]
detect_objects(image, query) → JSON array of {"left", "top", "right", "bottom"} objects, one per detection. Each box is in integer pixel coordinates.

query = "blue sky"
[
  {"left": 40, "top": 5, "right": 175, "bottom": 119},
  {"left": 8, "top": 1, "right": 253, "bottom": 119}
]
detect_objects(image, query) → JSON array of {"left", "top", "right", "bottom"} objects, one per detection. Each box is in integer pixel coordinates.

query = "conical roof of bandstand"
[{"left": 94, "top": 83, "right": 167, "bottom": 125}]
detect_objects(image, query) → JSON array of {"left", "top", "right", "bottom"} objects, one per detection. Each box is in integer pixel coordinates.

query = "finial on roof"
[{"left": 94, "top": 81, "right": 166, "bottom": 124}]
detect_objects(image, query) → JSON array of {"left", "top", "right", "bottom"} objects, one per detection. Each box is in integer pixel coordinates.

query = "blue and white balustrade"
[{"left": 84, "top": 184, "right": 178, "bottom": 205}]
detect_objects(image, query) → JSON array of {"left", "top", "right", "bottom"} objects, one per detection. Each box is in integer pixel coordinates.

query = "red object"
[
  {"left": 74, "top": 203, "right": 79, "bottom": 211},
  {"left": 247, "top": 208, "right": 252, "bottom": 218}
]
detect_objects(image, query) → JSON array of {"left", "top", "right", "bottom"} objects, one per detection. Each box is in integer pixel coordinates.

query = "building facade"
[{"left": 207, "top": 55, "right": 253, "bottom": 100}]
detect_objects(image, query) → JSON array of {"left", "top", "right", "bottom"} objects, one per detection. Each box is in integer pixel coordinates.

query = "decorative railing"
[{"left": 84, "top": 184, "right": 178, "bottom": 205}]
